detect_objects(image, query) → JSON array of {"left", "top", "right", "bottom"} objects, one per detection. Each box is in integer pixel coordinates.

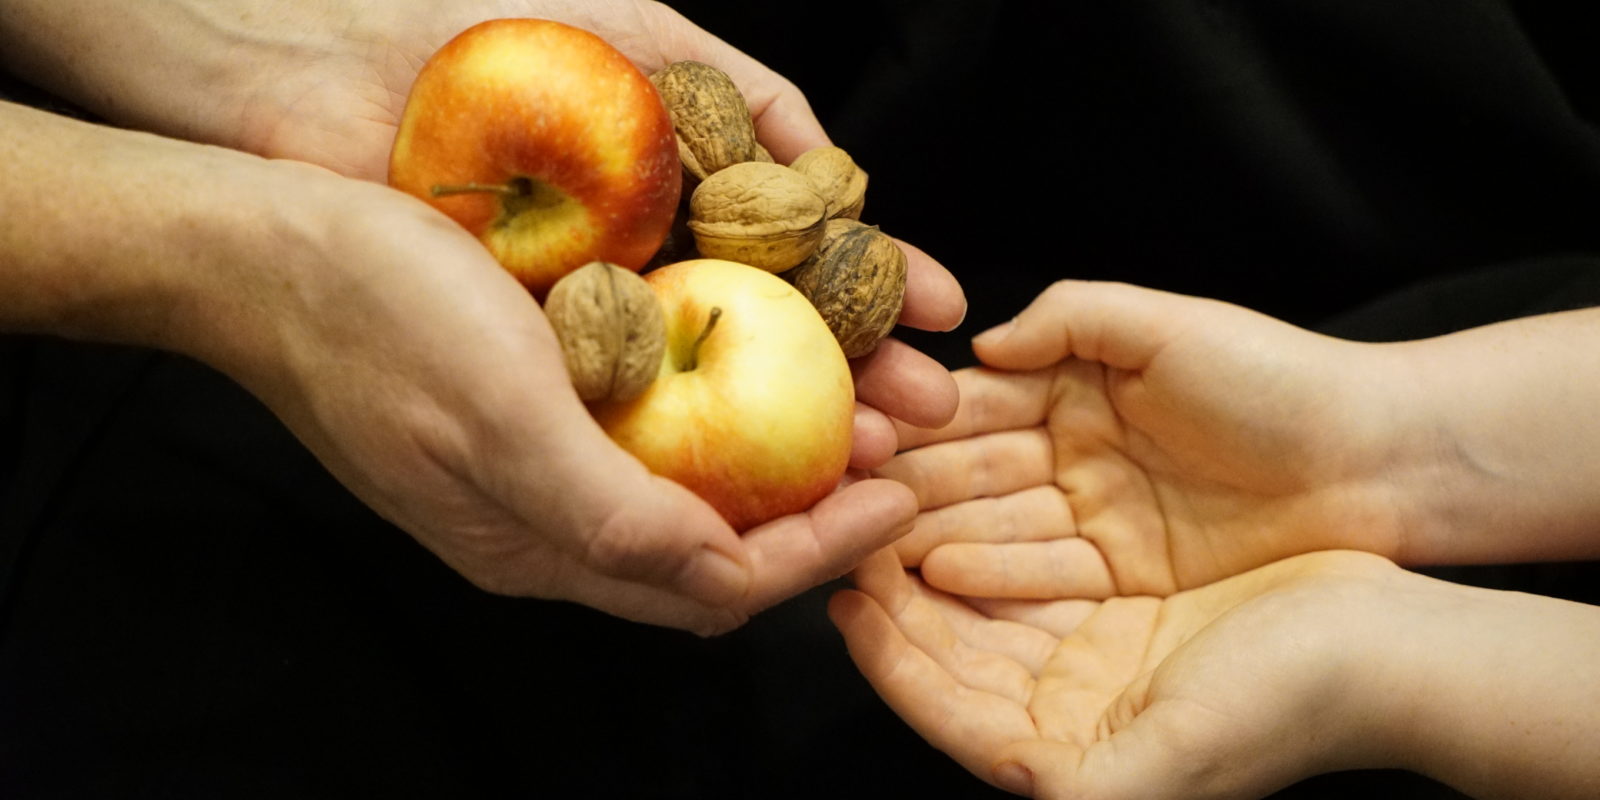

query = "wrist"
[
  {"left": 1323, "top": 335, "right": 1532, "bottom": 567},
  {"left": 1299, "top": 338, "right": 1441, "bottom": 564},
  {"left": 152, "top": 158, "right": 350, "bottom": 376},
  {"left": 1266, "top": 554, "right": 1442, "bottom": 773},
  {"left": 1, "top": 104, "right": 192, "bottom": 340},
  {"left": 1319, "top": 564, "right": 1462, "bottom": 771},
  {"left": 0, "top": 101, "right": 328, "bottom": 365},
  {"left": 1349, "top": 572, "right": 1600, "bottom": 798},
  {"left": 1384, "top": 314, "right": 1600, "bottom": 564}
]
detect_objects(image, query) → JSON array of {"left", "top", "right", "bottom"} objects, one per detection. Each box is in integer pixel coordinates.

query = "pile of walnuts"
[
  {"left": 652, "top": 61, "right": 906, "bottom": 359},
  {"left": 546, "top": 60, "right": 907, "bottom": 403}
]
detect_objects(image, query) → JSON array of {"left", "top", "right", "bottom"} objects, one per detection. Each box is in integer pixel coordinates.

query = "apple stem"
[
  {"left": 684, "top": 307, "right": 723, "bottom": 371},
  {"left": 430, "top": 181, "right": 527, "bottom": 198}
]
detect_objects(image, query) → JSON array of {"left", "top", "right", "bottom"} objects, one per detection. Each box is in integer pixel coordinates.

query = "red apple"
[
  {"left": 590, "top": 259, "right": 855, "bottom": 532},
  {"left": 388, "top": 18, "right": 680, "bottom": 295}
]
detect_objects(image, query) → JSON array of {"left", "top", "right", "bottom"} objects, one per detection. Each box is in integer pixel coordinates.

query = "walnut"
[
  {"left": 790, "top": 146, "right": 867, "bottom": 220},
  {"left": 784, "top": 219, "right": 906, "bottom": 358},
  {"left": 543, "top": 261, "right": 666, "bottom": 402},
  {"left": 687, "top": 161, "right": 827, "bottom": 272},
  {"left": 649, "top": 61, "right": 764, "bottom": 184}
]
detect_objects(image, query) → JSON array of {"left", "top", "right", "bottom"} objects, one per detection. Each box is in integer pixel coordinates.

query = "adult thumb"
[
  {"left": 489, "top": 400, "right": 753, "bottom": 608},
  {"left": 632, "top": 2, "right": 828, "bottom": 161}
]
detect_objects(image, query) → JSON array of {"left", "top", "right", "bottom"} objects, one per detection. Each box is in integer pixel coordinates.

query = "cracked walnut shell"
[{"left": 543, "top": 261, "right": 667, "bottom": 402}]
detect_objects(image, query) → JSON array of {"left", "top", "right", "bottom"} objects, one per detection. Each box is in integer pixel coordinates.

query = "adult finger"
[
  {"left": 515, "top": 477, "right": 914, "bottom": 634},
  {"left": 850, "top": 402, "right": 899, "bottom": 470},
  {"left": 893, "top": 237, "right": 967, "bottom": 333},
  {"left": 516, "top": 447, "right": 754, "bottom": 606},
  {"left": 737, "top": 478, "right": 916, "bottom": 615},
  {"left": 467, "top": 372, "right": 754, "bottom": 607},
  {"left": 852, "top": 337, "right": 960, "bottom": 430},
  {"left": 632, "top": 1, "right": 827, "bottom": 160}
]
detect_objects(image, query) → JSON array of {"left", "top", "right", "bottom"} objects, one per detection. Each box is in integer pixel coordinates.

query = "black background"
[{"left": 5, "top": 2, "right": 1600, "bottom": 798}]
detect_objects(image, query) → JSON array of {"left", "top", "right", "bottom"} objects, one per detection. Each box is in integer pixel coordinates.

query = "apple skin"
[
  {"left": 388, "top": 18, "right": 681, "bottom": 295},
  {"left": 590, "top": 259, "right": 855, "bottom": 532}
]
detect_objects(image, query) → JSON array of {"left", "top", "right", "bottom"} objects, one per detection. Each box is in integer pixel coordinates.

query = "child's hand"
[
  {"left": 879, "top": 280, "right": 1421, "bottom": 600},
  {"left": 831, "top": 548, "right": 1409, "bottom": 799}
]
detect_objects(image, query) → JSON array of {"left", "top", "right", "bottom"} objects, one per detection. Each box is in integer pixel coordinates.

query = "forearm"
[
  {"left": 0, "top": 0, "right": 330, "bottom": 147},
  {"left": 0, "top": 100, "right": 302, "bottom": 363},
  {"left": 1384, "top": 309, "right": 1600, "bottom": 564},
  {"left": 1364, "top": 571, "right": 1600, "bottom": 799}
]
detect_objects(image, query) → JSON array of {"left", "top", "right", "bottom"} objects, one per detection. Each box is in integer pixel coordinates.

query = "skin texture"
[
  {"left": 877, "top": 281, "right": 1414, "bottom": 599},
  {"left": 0, "top": 1, "right": 967, "bottom": 634},
  {"left": 0, "top": 0, "right": 967, "bottom": 465},
  {"left": 880, "top": 280, "right": 1600, "bottom": 603},
  {"left": 0, "top": 100, "right": 918, "bottom": 634},
  {"left": 839, "top": 279, "right": 1600, "bottom": 797},
  {"left": 832, "top": 547, "right": 1600, "bottom": 800}
]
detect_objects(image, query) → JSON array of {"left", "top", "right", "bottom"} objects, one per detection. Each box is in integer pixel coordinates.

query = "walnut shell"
[
  {"left": 649, "top": 61, "right": 763, "bottom": 183},
  {"left": 687, "top": 162, "right": 826, "bottom": 272},
  {"left": 785, "top": 220, "right": 906, "bottom": 358},
  {"left": 543, "top": 261, "right": 666, "bottom": 402},
  {"left": 790, "top": 146, "right": 867, "bottom": 220}
]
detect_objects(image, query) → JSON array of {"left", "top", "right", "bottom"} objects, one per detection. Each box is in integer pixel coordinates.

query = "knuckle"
[
  {"left": 582, "top": 509, "right": 689, "bottom": 583},
  {"left": 1043, "top": 279, "right": 1077, "bottom": 300},
  {"left": 450, "top": 560, "right": 526, "bottom": 598},
  {"left": 691, "top": 609, "right": 750, "bottom": 638}
]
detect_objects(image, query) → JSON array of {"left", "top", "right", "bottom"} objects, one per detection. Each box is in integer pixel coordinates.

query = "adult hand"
[
  {"left": 227, "top": 171, "right": 925, "bottom": 635},
  {"left": 231, "top": 1, "right": 827, "bottom": 182},
  {"left": 1, "top": 102, "right": 916, "bottom": 635},
  {"left": 0, "top": 0, "right": 965, "bottom": 464},
  {"left": 243, "top": 0, "right": 964, "bottom": 465},
  {"left": 876, "top": 280, "right": 1428, "bottom": 599},
  {"left": 831, "top": 548, "right": 1410, "bottom": 799}
]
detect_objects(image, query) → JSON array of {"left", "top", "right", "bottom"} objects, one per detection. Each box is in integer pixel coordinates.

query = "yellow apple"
[
  {"left": 590, "top": 259, "right": 855, "bottom": 532},
  {"left": 388, "top": 18, "right": 680, "bottom": 295}
]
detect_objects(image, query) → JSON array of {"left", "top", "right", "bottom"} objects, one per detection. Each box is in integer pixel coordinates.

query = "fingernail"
[
  {"left": 945, "top": 301, "right": 969, "bottom": 332},
  {"left": 993, "top": 762, "right": 1034, "bottom": 796},
  {"left": 678, "top": 544, "right": 749, "bottom": 607},
  {"left": 971, "top": 319, "right": 1015, "bottom": 348}
]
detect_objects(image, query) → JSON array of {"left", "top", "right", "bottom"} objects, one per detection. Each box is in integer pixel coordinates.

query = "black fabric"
[
  {"left": 684, "top": 0, "right": 1600, "bottom": 367},
  {"left": 0, "top": 341, "right": 983, "bottom": 798},
  {"left": 5, "top": 2, "right": 1600, "bottom": 798}
]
